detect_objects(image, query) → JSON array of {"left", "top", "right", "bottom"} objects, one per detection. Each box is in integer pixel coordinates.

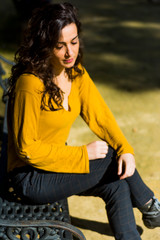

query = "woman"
[{"left": 7, "top": 3, "right": 160, "bottom": 240}]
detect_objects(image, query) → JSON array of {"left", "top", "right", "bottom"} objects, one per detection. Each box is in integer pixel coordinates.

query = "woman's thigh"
[{"left": 10, "top": 146, "right": 118, "bottom": 204}]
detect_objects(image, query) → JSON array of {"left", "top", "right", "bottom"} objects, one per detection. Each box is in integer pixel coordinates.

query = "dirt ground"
[{"left": 68, "top": 178, "right": 160, "bottom": 240}]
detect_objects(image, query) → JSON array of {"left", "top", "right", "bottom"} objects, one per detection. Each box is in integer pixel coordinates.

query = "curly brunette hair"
[{"left": 8, "top": 2, "right": 84, "bottom": 110}]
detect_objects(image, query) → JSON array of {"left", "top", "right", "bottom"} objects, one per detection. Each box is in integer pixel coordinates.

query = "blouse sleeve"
[
  {"left": 79, "top": 68, "right": 134, "bottom": 157},
  {"left": 11, "top": 76, "right": 89, "bottom": 173}
]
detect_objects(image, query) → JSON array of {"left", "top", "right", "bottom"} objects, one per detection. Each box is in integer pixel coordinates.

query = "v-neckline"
[{"left": 62, "top": 81, "right": 73, "bottom": 112}]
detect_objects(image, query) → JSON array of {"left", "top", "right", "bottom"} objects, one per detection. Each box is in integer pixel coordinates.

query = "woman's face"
[{"left": 52, "top": 23, "right": 80, "bottom": 72}]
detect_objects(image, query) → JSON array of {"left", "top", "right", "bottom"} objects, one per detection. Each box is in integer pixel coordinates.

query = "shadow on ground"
[
  {"left": 63, "top": 0, "right": 160, "bottom": 92},
  {"left": 71, "top": 216, "right": 143, "bottom": 236}
]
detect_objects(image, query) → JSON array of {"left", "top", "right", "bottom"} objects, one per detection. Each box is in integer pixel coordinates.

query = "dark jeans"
[{"left": 10, "top": 147, "right": 153, "bottom": 240}]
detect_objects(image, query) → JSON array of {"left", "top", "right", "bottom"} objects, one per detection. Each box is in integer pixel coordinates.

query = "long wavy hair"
[{"left": 8, "top": 2, "right": 84, "bottom": 110}]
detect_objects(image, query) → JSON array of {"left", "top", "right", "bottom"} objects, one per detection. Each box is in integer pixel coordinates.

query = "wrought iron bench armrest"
[{"left": 0, "top": 219, "right": 86, "bottom": 240}]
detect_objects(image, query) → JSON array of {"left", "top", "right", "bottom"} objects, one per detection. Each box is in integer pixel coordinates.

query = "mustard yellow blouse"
[{"left": 7, "top": 67, "right": 134, "bottom": 173}]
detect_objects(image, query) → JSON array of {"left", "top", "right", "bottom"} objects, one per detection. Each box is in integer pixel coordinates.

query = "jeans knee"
[
  {"left": 113, "top": 179, "right": 130, "bottom": 201},
  {"left": 100, "top": 179, "right": 130, "bottom": 204},
  {"left": 118, "top": 179, "right": 130, "bottom": 193}
]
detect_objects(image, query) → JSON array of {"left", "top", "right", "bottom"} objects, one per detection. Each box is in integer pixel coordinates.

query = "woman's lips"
[{"left": 64, "top": 58, "right": 74, "bottom": 63}]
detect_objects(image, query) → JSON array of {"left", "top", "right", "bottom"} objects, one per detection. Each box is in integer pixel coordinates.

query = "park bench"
[{"left": 0, "top": 55, "right": 86, "bottom": 240}]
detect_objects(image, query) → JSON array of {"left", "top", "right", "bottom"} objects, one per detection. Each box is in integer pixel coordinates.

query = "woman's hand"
[
  {"left": 117, "top": 153, "right": 136, "bottom": 180},
  {"left": 86, "top": 141, "right": 108, "bottom": 160}
]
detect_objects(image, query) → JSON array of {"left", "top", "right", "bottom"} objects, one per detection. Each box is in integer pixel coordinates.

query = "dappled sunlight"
[
  {"left": 83, "top": 29, "right": 113, "bottom": 44},
  {"left": 83, "top": 16, "right": 160, "bottom": 31},
  {"left": 120, "top": 21, "right": 160, "bottom": 30},
  {"left": 98, "top": 53, "right": 136, "bottom": 66},
  {"left": 82, "top": 16, "right": 113, "bottom": 25}
]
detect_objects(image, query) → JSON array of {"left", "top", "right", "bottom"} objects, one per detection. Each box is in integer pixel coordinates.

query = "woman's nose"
[{"left": 65, "top": 45, "right": 73, "bottom": 58}]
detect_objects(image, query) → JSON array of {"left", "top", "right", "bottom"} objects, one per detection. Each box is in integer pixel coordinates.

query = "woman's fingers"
[
  {"left": 117, "top": 153, "right": 136, "bottom": 180},
  {"left": 86, "top": 141, "right": 108, "bottom": 160}
]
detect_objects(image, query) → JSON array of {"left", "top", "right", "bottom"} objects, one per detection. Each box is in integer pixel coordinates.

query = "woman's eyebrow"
[
  {"left": 72, "top": 35, "right": 78, "bottom": 41},
  {"left": 58, "top": 35, "right": 78, "bottom": 44}
]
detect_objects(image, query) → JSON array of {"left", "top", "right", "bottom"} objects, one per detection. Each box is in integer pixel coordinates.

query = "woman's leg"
[
  {"left": 9, "top": 146, "right": 115, "bottom": 204},
  {"left": 9, "top": 146, "right": 141, "bottom": 239},
  {"left": 125, "top": 170, "right": 160, "bottom": 229},
  {"left": 78, "top": 179, "right": 141, "bottom": 240},
  {"left": 125, "top": 169, "right": 154, "bottom": 207}
]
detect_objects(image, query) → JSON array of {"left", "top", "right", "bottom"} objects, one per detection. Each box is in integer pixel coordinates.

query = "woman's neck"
[{"left": 53, "top": 69, "right": 71, "bottom": 93}]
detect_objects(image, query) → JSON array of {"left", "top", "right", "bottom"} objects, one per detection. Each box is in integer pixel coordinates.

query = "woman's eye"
[
  {"left": 55, "top": 45, "right": 63, "bottom": 50},
  {"left": 71, "top": 41, "right": 78, "bottom": 45}
]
